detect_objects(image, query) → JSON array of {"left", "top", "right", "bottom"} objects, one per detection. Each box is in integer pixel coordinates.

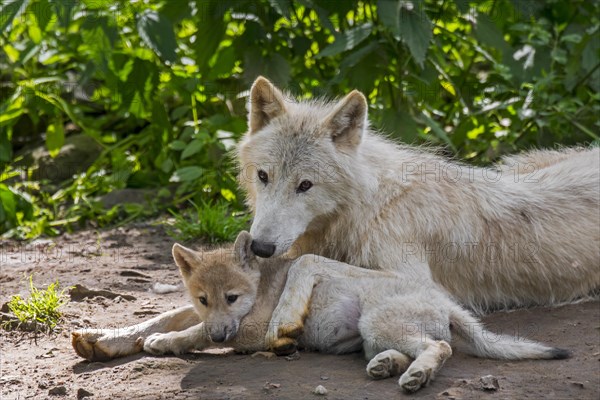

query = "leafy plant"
[
  {"left": 164, "top": 201, "right": 250, "bottom": 244},
  {"left": 4, "top": 275, "right": 71, "bottom": 333},
  {"left": 0, "top": 0, "right": 597, "bottom": 240}
]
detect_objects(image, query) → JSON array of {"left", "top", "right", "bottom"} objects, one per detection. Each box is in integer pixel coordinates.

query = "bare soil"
[{"left": 1, "top": 225, "right": 598, "bottom": 399}]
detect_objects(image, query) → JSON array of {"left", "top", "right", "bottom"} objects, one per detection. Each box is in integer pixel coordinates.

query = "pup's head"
[
  {"left": 172, "top": 231, "right": 260, "bottom": 343},
  {"left": 237, "top": 76, "right": 371, "bottom": 258}
]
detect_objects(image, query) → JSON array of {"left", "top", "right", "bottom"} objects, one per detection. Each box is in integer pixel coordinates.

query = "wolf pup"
[
  {"left": 73, "top": 232, "right": 569, "bottom": 393},
  {"left": 237, "top": 77, "right": 600, "bottom": 312}
]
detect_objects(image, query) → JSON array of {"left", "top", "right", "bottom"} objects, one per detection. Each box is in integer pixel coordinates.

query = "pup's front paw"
[{"left": 144, "top": 332, "right": 187, "bottom": 355}]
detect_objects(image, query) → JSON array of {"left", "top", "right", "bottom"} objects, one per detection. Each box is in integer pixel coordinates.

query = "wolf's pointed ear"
[
  {"left": 233, "top": 231, "right": 255, "bottom": 269},
  {"left": 249, "top": 76, "right": 287, "bottom": 134},
  {"left": 324, "top": 90, "right": 367, "bottom": 150},
  {"left": 172, "top": 243, "right": 198, "bottom": 278}
]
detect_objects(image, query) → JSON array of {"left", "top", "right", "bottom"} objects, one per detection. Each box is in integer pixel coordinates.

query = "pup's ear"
[
  {"left": 172, "top": 243, "right": 199, "bottom": 278},
  {"left": 324, "top": 90, "right": 367, "bottom": 150},
  {"left": 233, "top": 231, "right": 255, "bottom": 269},
  {"left": 248, "top": 76, "right": 287, "bottom": 133}
]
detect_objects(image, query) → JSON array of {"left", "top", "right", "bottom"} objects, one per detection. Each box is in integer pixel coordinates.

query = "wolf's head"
[
  {"left": 237, "top": 77, "right": 371, "bottom": 258},
  {"left": 172, "top": 231, "right": 260, "bottom": 343}
]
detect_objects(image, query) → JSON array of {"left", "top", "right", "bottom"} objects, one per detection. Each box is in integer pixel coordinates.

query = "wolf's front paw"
[
  {"left": 144, "top": 332, "right": 188, "bottom": 355},
  {"left": 72, "top": 330, "right": 143, "bottom": 362},
  {"left": 367, "top": 350, "right": 411, "bottom": 379},
  {"left": 399, "top": 365, "right": 433, "bottom": 393}
]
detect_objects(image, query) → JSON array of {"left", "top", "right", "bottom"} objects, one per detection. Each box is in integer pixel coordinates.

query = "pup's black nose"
[
  {"left": 210, "top": 332, "right": 227, "bottom": 343},
  {"left": 250, "top": 240, "right": 276, "bottom": 258}
]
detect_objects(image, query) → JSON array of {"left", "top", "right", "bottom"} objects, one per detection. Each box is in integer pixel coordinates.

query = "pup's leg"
[
  {"left": 397, "top": 336, "right": 452, "bottom": 393},
  {"left": 266, "top": 256, "right": 377, "bottom": 353},
  {"left": 72, "top": 305, "right": 199, "bottom": 361},
  {"left": 365, "top": 349, "right": 412, "bottom": 379},
  {"left": 360, "top": 303, "right": 452, "bottom": 392},
  {"left": 144, "top": 322, "right": 210, "bottom": 355}
]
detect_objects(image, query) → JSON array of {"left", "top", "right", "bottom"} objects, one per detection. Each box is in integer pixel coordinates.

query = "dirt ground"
[{"left": 1, "top": 225, "right": 598, "bottom": 400}]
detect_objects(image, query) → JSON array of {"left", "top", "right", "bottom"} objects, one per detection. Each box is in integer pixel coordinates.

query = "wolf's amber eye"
[
  {"left": 199, "top": 296, "right": 207, "bottom": 306},
  {"left": 258, "top": 170, "right": 268, "bottom": 184},
  {"left": 297, "top": 180, "right": 313, "bottom": 193},
  {"left": 226, "top": 294, "right": 238, "bottom": 304}
]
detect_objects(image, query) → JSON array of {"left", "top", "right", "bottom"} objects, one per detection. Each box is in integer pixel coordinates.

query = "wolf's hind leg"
[
  {"left": 72, "top": 305, "right": 199, "bottom": 361},
  {"left": 366, "top": 349, "right": 412, "bottom": 379}
]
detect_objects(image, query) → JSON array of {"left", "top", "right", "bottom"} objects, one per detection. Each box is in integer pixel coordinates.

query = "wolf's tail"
[{"left": 449, "top": 306, "right": 570, "bottom": 360}]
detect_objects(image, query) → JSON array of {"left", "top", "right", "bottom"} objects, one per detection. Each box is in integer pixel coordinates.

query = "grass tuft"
[
  {"left": 164, "top": 201, "right": 250, "bottom": 244},
  {"left": 3, "top": 275, "right": 71, "bottom": 333}
]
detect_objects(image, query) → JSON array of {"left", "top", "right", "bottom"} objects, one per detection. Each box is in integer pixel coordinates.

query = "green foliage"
[
  {"left": 164, "top": 201, "right": 250, "bottom": 244},
  {"left": 4, "top": 275, "right": 71, "bottom": 332},
  {"left": 0, "top": 0, "right": 598, "bottom": 240}
]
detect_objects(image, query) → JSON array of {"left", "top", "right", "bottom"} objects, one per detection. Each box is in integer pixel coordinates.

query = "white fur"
[{"left": 237, "top": 77, "right": 600, "bottom": 312}]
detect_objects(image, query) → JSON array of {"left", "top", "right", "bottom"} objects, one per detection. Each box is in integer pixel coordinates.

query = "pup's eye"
[
  {"left": 198, "top": 296, "right": 207, "bottom": 306},
  {"left": 226, "top": 294, "right": 238, "bottom": 304},
  {"left": 258, "top": 170, "right": 268, "bottom": 184},
  {"left": 297, "top": 180, "right": 313, "bottom": 193}
]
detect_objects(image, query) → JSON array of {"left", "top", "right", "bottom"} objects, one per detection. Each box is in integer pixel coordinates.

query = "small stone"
[
  {"left": 263, "top": 382, "right": 281, "bottom": 390},
  {"left": 571, "top": 381, "right": 585, "bottom": 388},
  {"left": 49, "top": 385, "right": 67, "bottom": 396},
  {"left": 479, "top": 375, "right": 499, "bottom": 391},
  {"left": 320, "top": 375, "right": 329, "bottom": 381},
  {"left": 285, "top": 351, "right": 301, "bottom": 361},
  {"left": 77, "top": 388, "right": 94, "bottom": 399},
  {"left": 313, "top": 385, "right": 328, "bottom": 395}
]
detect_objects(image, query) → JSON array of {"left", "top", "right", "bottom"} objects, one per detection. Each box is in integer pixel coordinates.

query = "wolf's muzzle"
[{"left": 251, "top": 240, "right": 276, "bottom": 258}]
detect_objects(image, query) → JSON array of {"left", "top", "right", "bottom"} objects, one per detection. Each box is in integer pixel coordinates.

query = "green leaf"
[
  {"left": 0, "top": 127, "right": 12, "bottom": 163},
  {"left": 378, "top": 0, "right": 400, "bottom": 37},
  {"left": 46, "top": 119, "right": 65, "bottom": 158},
  {"left": 181, "top": 139, "right": 204, "bottom": 160},
  {"left": 31, "top": 0, "right": 50, "bottom": 31},
  {"left": 0, "top": 0, "right": 29, "bottom": 32},
  {"left": 193, "top": 11, "right": 225, "bottom": 70},
  {"left": 551, "top": 48, "right": 567, "bottom": 65},
  {"left": 50, "top": 0, "right": 74, "bottom": 27},
  {"left": 474, "top": 14, "right": 506, "bottom": 52},
  {"left": 316, "top": 23, "right": 373, "bottom": 58},
  {"left": 170, "top": 166, "right": 204, "bottom": 182},
  {"left": 137, "top": 10, "right": 178, "bottom": 63},
  {"left": 208, "top": 46, "right": 237, "bottom": 79},
  {"left": 169, "top": 140, "right": 187, "bottom": 151},
  {"left": 81, "top": 0, "right": 112, "bottom": 9},
  {"left": 561, "top": 33, "right": 582, "bottom": 44},
  {"left": 0, "top": 184, "right": 17, "bottom": 223},
  {"left": 378, "top": 0, "right": 432, "bottom": 66}
]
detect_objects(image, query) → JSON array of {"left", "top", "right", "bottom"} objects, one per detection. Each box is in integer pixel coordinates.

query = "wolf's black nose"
[{"left": 251, "top": 240, "right": 276, "bottom": 258}]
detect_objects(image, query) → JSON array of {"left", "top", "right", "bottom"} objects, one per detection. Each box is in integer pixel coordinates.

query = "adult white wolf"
[{"left": 237, "top": 77, "right": 600, "bottom": 312}]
